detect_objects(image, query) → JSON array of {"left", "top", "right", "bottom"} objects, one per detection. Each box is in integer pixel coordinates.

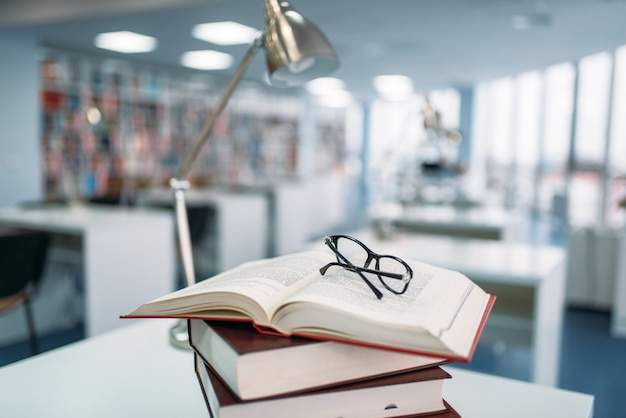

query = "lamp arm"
[
  {"left": 170, "top": 178, "right": 196, "bottom": 286},
  {"left": 176, "top": 32, "right": 265, "bottom": 180},
  {"left": 169, "top": 31, "right": 264, "bottom": 288}
]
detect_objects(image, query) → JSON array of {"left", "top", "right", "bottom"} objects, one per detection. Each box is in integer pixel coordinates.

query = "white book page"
[
  {"left": 279, "top": 258, "right": 472, "bottom": 330},
  {"left": 134, "top": 251, "right": 331, "bottom": 321}
]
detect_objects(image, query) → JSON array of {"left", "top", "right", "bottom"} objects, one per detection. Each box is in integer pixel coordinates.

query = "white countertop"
[
  {"left": 0, "top": 320, "right": 593, "bottom": 418},
  {"left": 0, "top": 203, "right": 171, "bottom": 233},
  {"left": 313, "top": 230, "right": 565, "bottom": 286}
]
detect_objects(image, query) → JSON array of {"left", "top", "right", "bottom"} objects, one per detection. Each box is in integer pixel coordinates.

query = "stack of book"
[
  {"left": 189, "top": 319, "right": 462, "bottom": 417},
  {"left": 124, "top": 249, "right": 496, "bottom": 417}
]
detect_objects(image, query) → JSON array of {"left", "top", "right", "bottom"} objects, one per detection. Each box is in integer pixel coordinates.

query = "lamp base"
[{"left": 169, "top": 319, "right": 192, "bottom": 350}]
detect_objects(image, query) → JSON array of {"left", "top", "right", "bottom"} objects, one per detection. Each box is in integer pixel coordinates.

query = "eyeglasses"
[{"left": 319, "top": 234, "right": 413, "bottom": 299}]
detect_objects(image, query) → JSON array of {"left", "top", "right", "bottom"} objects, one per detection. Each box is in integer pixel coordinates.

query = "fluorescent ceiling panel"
[
  {"left": 192, "top": 21, "right": 258, "bottom": 45},
  {"left": 306, "top": 77, "right": 346, "bottom": 95},
  {"left": 181, "top": 50, "right": 234, "bottom": 70},
  {"left": 94, "top": 31, "right": 157, "bottom": 53},
  {"left": 372, "top": 74, "right": 414, "bottom": 99},
  {"left": 315, "top": 90, "right": 353, "bottom": 108}
]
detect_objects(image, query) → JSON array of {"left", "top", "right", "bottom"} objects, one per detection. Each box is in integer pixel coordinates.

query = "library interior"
[{"left": 1, "top": 1, "right": 626, "bottom": 417}]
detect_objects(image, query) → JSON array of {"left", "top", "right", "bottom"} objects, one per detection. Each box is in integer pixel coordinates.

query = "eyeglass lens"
[
  {"left": 332, "top": 236, "right": 373, "bottom": 265},
  {"left": 333, "top": 236, "right": 410, "bottom": 294}
]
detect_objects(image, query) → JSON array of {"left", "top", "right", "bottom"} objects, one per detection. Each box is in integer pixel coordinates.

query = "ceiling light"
[
  {"left": 192, "top": 21, "right": 258, "bottom": 45},
  {"left": 510, "top": 12, "right": 552, "bottom": 31},
  {"left": 372, "top": 75, "right": 414, "bottom": 99},
  {"left": 305, "top": 77, "right": 345, "bottom": 95},
  {"left": 315, "top": 90, "right": 353, "bottom": 108},
  {"left": 94, "top": 31, "right": 157, "bottom": 54},
  {"left": 181, "top": 50, "right": 234, "bottom": 70}
]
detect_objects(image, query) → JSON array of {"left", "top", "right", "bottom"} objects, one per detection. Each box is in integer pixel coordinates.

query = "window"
[
  {"left": 478, "top": 77, "right": 515, "bottom": 205},
  {"left": 574, "top": 52, "right": 612, "bottom": 166},
  {"left": 514, "top": 70, "right": 543, "bottom": 209},
  {"left": 606, "top": 46, "right": 626, "bottom": 227},
  {"left": 570, "top": 52, "right": 613, "bottom": 227},
  {"left": 539, "top": 62, "right": 575, "bottom": 216}
]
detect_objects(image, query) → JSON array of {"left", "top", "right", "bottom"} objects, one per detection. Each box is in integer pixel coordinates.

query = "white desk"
[
  {"left": 0, "top": 320, "right": 593, "bottom": 418},
  {"left": 0, "top": 204, "right": 175, "bottom": 337},
  {"left": 567, "top": 225, "right": 626, "bottom": 339},
  {"left": 314, "top": 231, "right": 566, "bottom": 387},
  {"left": 371, "top": 204, "right": 522, "bottom": 241},
  {"left": 138, "top": 187, "right": 268, "bottom": 272}
]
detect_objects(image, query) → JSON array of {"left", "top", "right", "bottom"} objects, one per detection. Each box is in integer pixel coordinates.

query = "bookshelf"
[{"left": 39, "top": 48, "right": 348, "bottom": 204}]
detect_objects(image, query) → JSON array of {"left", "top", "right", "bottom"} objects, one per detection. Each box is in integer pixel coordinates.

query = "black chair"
[
  {"left": 0, "top": 228, "right": 51, "bottom": 355},
  {"left": 152, "top": 203, "right": 215, "bottom": 288}
]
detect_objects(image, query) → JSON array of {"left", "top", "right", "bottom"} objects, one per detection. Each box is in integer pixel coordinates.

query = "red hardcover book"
[
  {"left": 189, "top": 319, "right": 448, "bottom": 400},
  {"left": 194, "top": 353, "right": 458, "bottom": 418}
]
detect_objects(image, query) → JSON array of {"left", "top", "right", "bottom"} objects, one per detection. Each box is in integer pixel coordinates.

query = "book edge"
[
  {"left": 194, "top": 354, "right": 458, "bottom": 418},
  {"left": 192, "top": 346, "right": 450, "bottom": 401}
]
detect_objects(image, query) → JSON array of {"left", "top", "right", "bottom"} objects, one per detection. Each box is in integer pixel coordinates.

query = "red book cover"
[
  {"left": 189, "top": 319, "right": 450, "bottom": 400},
  {"left": 194, "top": 353, "right": 458, "bottom": 418}
]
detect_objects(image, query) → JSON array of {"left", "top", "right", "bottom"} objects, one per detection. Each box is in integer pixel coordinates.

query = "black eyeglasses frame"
[{"left": 319, "top": 234, "right": 413, "bottom": 299}]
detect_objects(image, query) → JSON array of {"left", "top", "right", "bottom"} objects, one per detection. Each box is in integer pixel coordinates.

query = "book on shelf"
[
  {"left": 194, "top": 353, "right": 459, "bottom": 418},
  {"left": 124, "top": 250, "right": 495, "bottom": 361},
  {"left": 188, "top": 319, "right": 449, "bottom": 401}
]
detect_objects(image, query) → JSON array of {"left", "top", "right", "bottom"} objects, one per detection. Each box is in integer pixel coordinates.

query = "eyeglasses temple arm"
[{"left": 319, "top": 262, "right": 383, "bottom": 299}]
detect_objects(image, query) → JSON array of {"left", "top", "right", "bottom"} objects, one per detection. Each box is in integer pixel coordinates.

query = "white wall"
[{"left": 0, "top": 32, "right": 42, "bottom": 206}]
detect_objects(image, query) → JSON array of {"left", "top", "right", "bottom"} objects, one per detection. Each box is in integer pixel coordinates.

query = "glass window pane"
[
  {"left": 574, "top": 51, "right": 612, "bottom": 165},
  {"left": 610, "top": 46, "right": 626, "bottom": 171},
  {"left": 570, "top": 52, "right": 612, "bottom": 227},
  {"left": 542, "top": 62, "right": 575, "bottom": 167},
  {"left": 538, "top": 62, "right": 575, "bottom": 216},
  {"left": 607, "top": 45, "right": 626, "bottom": 227},
  {"left": 368, "top": 96, "right": 423, "bottom": 204},
  {"left": 481, "top": 77, "right": 514, "bottom": 205},
  {"left": 514, "top": 70, "right": 543, "bottom": 208},
  {"left": 429, "top": 88, "right": 460, "bottom": 130},
  {"left": 570, "top": 172, "right": 603, "bottom": 227},
  {"left": 469, "top": 82, "right": 489, "bottom": 199},
  {"left": 515, "top": 70, "right": 542, "bottom": 166},
  {"left": 488, "top": 77, "right": 514, "bottom": 167}
]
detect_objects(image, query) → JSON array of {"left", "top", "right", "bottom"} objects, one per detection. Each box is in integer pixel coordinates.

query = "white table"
[
  {"left": 0, "top": 320, "right": 593, "bottom": 418},
  {"left": 0, "top": 204, "right": 175, "bottom": 337},
  {"left": 137, "top": 187, "right": 269, "bottom": 272},
  {"left": 313, "top": 230, "right": 566, "bottom": 387},
  {"left": 371, "top": 204, "right": 523, "bottom": 241},
  {"left": 567, "top": 225, "right": 626, "bottom": 339}
]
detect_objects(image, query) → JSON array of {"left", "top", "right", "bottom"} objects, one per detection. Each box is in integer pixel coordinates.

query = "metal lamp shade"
[{"left": 264, "top": 0, "right": 339, "bottom": 87}]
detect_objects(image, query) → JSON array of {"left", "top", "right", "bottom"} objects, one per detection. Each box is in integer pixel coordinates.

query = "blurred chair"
[
  {"left": 0, "top": 228, "right": 51, "bottom": 355},
  {"left": 148, "top": 203, "right": 215, "bottom": 288}
]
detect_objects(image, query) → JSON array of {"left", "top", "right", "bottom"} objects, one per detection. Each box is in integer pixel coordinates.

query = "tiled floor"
[{"left": 559, "top": 308, "right": 626, "bottom": 418}]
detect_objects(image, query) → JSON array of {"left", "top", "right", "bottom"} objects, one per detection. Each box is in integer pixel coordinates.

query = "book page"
[
  {"left": 128, "top": 251, "right": 331, "bottom": 323},
  {"left": 200, "top": 251, "right": 330, "bottom": 319},
  {"left": 274, "top": 258, "right": 473, "bottom": 335}
]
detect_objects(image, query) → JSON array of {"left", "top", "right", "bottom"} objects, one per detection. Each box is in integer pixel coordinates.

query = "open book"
[{"left": 124, "top": 251, "right": 495, "bottom": 361}]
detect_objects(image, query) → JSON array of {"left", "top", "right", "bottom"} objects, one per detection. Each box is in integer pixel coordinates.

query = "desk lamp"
[{"left": 169, "top": 0, "right": 339, "bottom": 348}]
